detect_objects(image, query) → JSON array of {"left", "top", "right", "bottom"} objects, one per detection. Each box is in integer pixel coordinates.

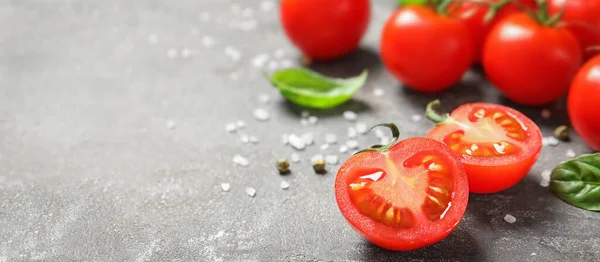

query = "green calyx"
[
  {"left": 515, "top": 0, "right": 564, "bottom": 26},
  {"left": 425, "top": 100, "right": 450, "bottom": 125},
  {"left": 353, "top": 123, "right": 401, "bottom": 155}
]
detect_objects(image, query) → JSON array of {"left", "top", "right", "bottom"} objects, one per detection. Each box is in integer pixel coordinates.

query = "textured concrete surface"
[{"left": 1, "top": 0, "right": 599, "bottom": 261}]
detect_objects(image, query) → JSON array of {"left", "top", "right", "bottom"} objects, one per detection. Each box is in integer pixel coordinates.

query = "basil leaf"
[
  {"left": 267, "top": 68, "right": 368, "bottom": 109},
  {"left": 550, "top": 153, "right": 600, "bottom": 211}
]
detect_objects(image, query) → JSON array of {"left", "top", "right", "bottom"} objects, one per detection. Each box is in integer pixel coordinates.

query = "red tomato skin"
[
  {"left": 483, "top": 13, "right": 582, "bottom": 105},
  {"left": 548, "top": 0, "right": 600, "bottom": 61},
  {"left": 451, "top": 1, "right": 521, "bottom": 62},
  {"left": 380, "top": 6, "right": 474, "bottom": 92},
  {"left": 427, "top": 103, "right": 543, "bottom": 194},
  {"left": 279, "top": 0, "right": 371, "bottom": 60},
  {"left": 335, "top": 137, "right": 469, "bottom": 251},
  {"left": 568, "top": 55, "right": 600, "bottom": 151}
]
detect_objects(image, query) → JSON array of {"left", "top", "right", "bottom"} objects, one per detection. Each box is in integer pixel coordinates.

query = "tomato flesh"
[
  {"left": 335, "top": 137, "right": 468, "bottom": 251},
  {"left": 427, "top": 103, "right": 542, "bottom": 193}
]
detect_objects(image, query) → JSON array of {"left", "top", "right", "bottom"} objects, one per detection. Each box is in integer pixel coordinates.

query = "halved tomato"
[
  {"left": 425, "top": 101, "right": 542, "bottom": 193},
  {"left": 335, "top": 124, "right": 469, "bottom": 251}
]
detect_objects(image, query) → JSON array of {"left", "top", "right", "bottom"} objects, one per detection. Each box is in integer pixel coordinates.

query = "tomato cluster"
[{"left": 278, "top": 0, "right": 600, "bottom": 252}]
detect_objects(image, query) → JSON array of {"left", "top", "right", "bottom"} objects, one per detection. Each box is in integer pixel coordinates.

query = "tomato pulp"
[
  {"left": 426, "top": 101, "right": 542, "bottom": 193},
  {"left": 568, "top": 55, "right": 600, "bottom": 151},
  {"left": 548, "top": 0, "right": 600, "bottom": 61},
  {"left": 482, "top": 13, "right": 582, "bottom": 105},
  {"left": 380, "top": 6, "right": 474, "bottom": 92},
  {"left": 279, "top": 0, "right": 371, "bottom": 60},
  {"left": 335, "top": 124, "right": 469, "bottom": 251}
]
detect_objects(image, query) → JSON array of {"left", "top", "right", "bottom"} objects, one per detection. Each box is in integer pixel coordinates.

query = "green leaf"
[
  {"left": 550, "top": 153, "right": 600, "bottom": 211},
  {"left": 267, "top": 68, "right": 368, "bottom": 109}
]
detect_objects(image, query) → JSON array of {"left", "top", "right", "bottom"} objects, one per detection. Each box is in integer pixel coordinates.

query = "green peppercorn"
[
  {"left": 276, "top": 159, "right": 290, "bottom": 174},
  {"left": 312, "top": 159, "right": 326, "bottom": 174},
  {"left": 554, "top": 125, "right": 570, "bottom": 141}
]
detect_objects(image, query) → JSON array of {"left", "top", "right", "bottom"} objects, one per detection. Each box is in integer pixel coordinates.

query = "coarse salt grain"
[
  {"left": 566, "top": 149, "right": 576, "bottom": 158},
  {"left": 325, "top": 134, "right": 337, "bottom": 144},
  {"left": 240, "top": 134, "right": 250, "bottom": 144},
  {"left": 542, "top": 136, "right": 560, "bottom": 146},
  {"left": 181, "top": 48, "right": 193, "bottom": 58},
  {"left": 166, "top": 120, "right": 176, "bottom": 129},
  {"left": 236, "top": 120, "right": 246, "bottom": 129},
  {"left": 320, "top": 144, "right": 329, "bottom": 150},
  {"left": 300, "top": 118, "right": 309, "bottom": 126},
  {"left": 504, "top": 214, "right": 516, "bottom": 224},
  {"left": 201, "top": 36, "right": 215, "bottom": 47},
  {"left": 225, "top": 123, "right": 237, "bottom": 133},
  {"left": 540, "top": 180, "right": 550, "bottom": 187},
  {"left": 291, "top": 153, "right": 300, "bottom": 163},
  {"left": 249, "top": 136, "right": 259, "bottom": 144},
  {"left": 253, "top": 108, "right": 270, "bottom": 121},
  {"left": 260, "top": 0, "right": 275, "bottom": 12},
  {"left": 311, "top": 154, "right": 324, "bottom": 162},
  {"left": 280, "top": 181, "right": 290, "bottom": 189},
  {"left": 346, "top": 140, "right": 359, "bottom": 149},
  {"left": 355, "top": 122, "right": 368, "bottom": 135},
  {"left": 288, "top": 134, "right": 306, "bottom": 150},
  {"left": 258, "top": 93, "right": 270, "bottom": 104},
  {"left": 225, "top": 46, "right": 242, "bottom": 61},
  {"left": 343, "top": 111, "right": 357, "bottom": 121},
  {"left": 233, "top": 154, "right": 250, "bottom": 166},
  {"left": 308, "top": 116, "right": 318, "bottom": 125},
  {"left": 348, "top": 127, "right": 357, "bottom": 138},
  {"left": 412, "top": 114, "right": 423, "bottom": 122},
  {"left": 245, "top": 187, "right": 256, "bottom": 197},
  {"left": 541, "top": 170, "right": 551, "bottom": 181},
  {"left": 380, "top": 136, "right": 390, "bottom": 144},
  {"left": 252, "top": 53, "right": 270, "bottom": 68},
  {"left": 339, "top": 145, "right": 349, "bottom": 153},
  {"left": 167, "top": 48, "right": 179, "bottom": 59},
  {"left": 373, "top": 88, "right": 384, "bottom": 97},
  {"left": 220, "top": 183, "right": 231, "bottom": 192},
  {"left": 274, "top": 48, "right": 286, "bottom": 58},
  {"left": 302, "top": 133, "right": 314, "bottom": 145},
  {"left": 282, "top": 134, "right": 289, "bottom": 145},
  {"left": 325, "top": 155, "right": 339, "bottom": 165}
]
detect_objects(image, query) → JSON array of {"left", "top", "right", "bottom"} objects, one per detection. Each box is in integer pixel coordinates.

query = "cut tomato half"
[
  {"left": 425, "top": 100, "right": 542, "bottom": 193},
  {"left": 335, "top": 124, "right": 469, "bottom": 251}
]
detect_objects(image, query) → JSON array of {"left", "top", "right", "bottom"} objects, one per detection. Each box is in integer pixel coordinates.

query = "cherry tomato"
[
  {"left": 450, "top": 0, "right": 525, "bottom": 62},
  {"left": 548, "top": 0, "right": 600, "bottom": 61},
  {"left": 482, "top": 13, "right": 582, "bottom": 105},
  {"left": 568, "top": 55, "right": 600, "bottom": 151},
  {"left": 380, "top": 6, "right": 474, "bottom": 92},
  {"left": 279, "top": 0, "right": 371, "bottom": 60},
  {"left": 335, "top": 124, "right": 469, "bottom": 251},
  {"left": 426, "top": 101, "right": 542, "bottom": 193}
]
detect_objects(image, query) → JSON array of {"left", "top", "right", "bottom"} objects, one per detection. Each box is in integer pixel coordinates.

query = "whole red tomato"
[
  {"left": 335, "top": 124, "right": 469, "bottom": 250},
  {"left": 548, "top": 0, "right": 600, "bottom": 61},
  {"left": 381, "top": 6, "right": 473, "bottom": 92},
  {"left": 568, "top": 55, "right": 600, "bottom": 151},
  {"left": 279, "top": 0, "right": 371, "bottom": 60},
  {"left": 451, "top": 0, "right": 532, "bottom": 62},
  {"left": 483, "top": 13, "right": 582, "bottom": 105}
]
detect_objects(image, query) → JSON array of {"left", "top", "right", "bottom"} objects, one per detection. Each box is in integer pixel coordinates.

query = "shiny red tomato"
[
  {"left": 548, "top": 0, "right": 600, "bottom": 61},
  {"left": 483, "top": 13, "right": 582, "bottom": 105},
  {"left": 426, "top": 101, "right": 542, "bottom": 193},
  {"left": 335, "top": 124, "right": 469, "bottom": 251},
  {"left": 279, "top": 0, "right": 370, "bottom": 60},
  {"left": 568, "top": 55, "right": 600, "bottom": 151},
  {"left": 380, "top": 6, "right": 474, "bottom": 92},
  {"left": 450, "top": 0, "right": 526, "bottom": 62}
]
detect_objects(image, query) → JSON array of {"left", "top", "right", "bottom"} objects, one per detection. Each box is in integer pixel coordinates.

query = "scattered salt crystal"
[
  {"left": 311, "top": 154, "right": 324, "bottom": 162},
  {"left": 531, "top": 253, "right": 537, "bottom": 256},
  {"left": 274, "top": 48, "right": 286, "bottom": 59},
  {"left": 308, "top": 116, "right": 318, "bottom": 125},
  {"left": 300, "top": 118, "right": 309, "bottom": 126},
  {"left": 302, "top": 133, "right": 314, "bottom": 145},
  {"left": 181, "top": 48, "right": 192, "bottom": 58},
  {"left": 288, "top": 134, "right": 306, "bottom": 150},
  {"left": 282, "top": 134, "right": 289, "bottom": 145},
  {"left": 242, "top": 8, "right": 254, "bottom": 17},
  {"left": 280, "top": 181, "right": 290, "bottom": 189},
  {"left": 542, "top": 136, "right": 560, "bottom": 146},
  {"left": 541, "top": 170, "right": 551, "bottom": 181},
  {"left": 343, "top": 111, "right": 357, "bottom": 121},
  {"left": 167, "top": 48, "right": 179, "bottom": 59},
  {"left": 412, "top": 114, "right": 423, "bottom": 122},
  {"left": 380, "top": 136, "right": 390, "bottom": 144},
  {"left": 339, "top": 145, "right": 349, "bottom": 153},
  {"left": 566, "top": 149, "right": 576, "bottom": 158},
  {"left": 346, "top": 140, "right": 359, "bottom": 149},
  {"left": 225, "top": 123, "right": 237, "bottom": 133},
  {"left": 233, "top": 154, "right": 250, "bottom": 167},
  {"left": 374, "top": 129, "right": 385, "bottom": 138},
  {"left": 240, "top": 134, "right": 250, "bottom": 144},
  {"left": 541, "top": 109, "right": 551, "bottom": 119},
  {"left": 260, "top": 0, "right": 275, "bottom": 12},
  {"left": 325, "top": 134, "right": 337, "bottom": 144},
  {"left": 267, "top": 61, "right": 279, "bottom": 71},
  {"left": 253, "top": 108, "right": 270, "bottom": 121},
  {"left": 252, "top": 53, "right": 270, "bottom": 68},
  {"left": 166, "top": 120, "right": 176, "bottom": 129},
  {"left": 236, "top": 120, "right": 246, "bottom": 129},
  {"left": 540, "top": 179, "right": 550, "bottom": 187},
  {"left": 325, "top": 155, "right": 339, "bottom": 165},
  {"left": 200, "top": 12, "right": 211, "bottom": 22},
  {"left": 220, "top": 183, "right": 231, "bottom": 192},
  {"left": 245, "top": 187, "right": 256, "bottom": 197},
  {"left": 148, "top": 34, "right": 158, "bottom": 44},
  {"left": 258, "top": 93, "right": 270, "bottom": 104},
  {"left": 301, "top": 110, "right": 310, "bottom": 118},
  {"left": 239, "top": 20, "right": 257, "bottom": 31},
  {"left": 201, "top": 36, "right": 215, "bottom": 47},
  {"left": 348, "top": 127, "right": 357, "bottom": 138},
  {"left": 320, "top": 144, "right": 329, "bottom": 150},
  {"left": 373, "top": 88, "right": 384, "bottom": 97},
  {"left": 291, "top": 153, "right": 300, "bottom": 163},
  {"left": 249, "top": 136, "right": 259, "bottom": 144},
  {"left": 355, "top": 122, "right": 368, "bottom": 135},
  {"left": 503, "top": 214, "right": 517, "bottom": 224},
  {"left": 281, "top": 59, "right": 293, "bottom": 68},
  {"left": 225, "top": 46, "right": 242, "bottom": 61}
]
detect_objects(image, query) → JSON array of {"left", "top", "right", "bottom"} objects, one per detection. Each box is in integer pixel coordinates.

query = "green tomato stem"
[
  {"left": 425, "top": 100, "right": 450, "bottom": 125},
  {"left": 353, "top": 123, "right": 401, "bottom": 155}
]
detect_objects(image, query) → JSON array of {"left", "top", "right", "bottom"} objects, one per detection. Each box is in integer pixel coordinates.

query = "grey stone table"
[{"left": 1, "top": 0, "right": 599, "bottom": 261}]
